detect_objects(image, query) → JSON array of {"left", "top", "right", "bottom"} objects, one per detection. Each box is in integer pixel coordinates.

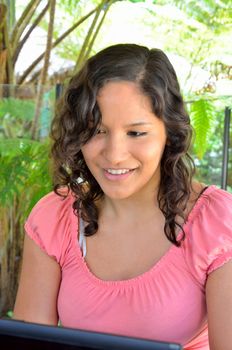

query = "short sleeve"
[
  {"left": 183, "top": 187, "right": 232, "bottom": 284},
  {"left": 24, "top": 190, "right": 77, "bottom": 267}
]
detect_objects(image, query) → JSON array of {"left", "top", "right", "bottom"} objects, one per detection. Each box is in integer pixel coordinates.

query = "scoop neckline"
[{"left": 72, "top": 185, "right": 217, "bottom": 287}]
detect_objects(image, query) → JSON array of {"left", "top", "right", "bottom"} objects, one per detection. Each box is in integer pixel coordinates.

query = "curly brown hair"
[{"left": 50, "top": 43, "right": 195, "bottom": 246}]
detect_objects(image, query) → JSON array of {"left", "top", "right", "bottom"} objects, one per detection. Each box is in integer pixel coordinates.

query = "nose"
[{"left": 103, "top": 133, "right": 128, "bottom": 165}]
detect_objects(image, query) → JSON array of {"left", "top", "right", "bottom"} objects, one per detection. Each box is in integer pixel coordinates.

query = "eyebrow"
[
  {"left": 125, "top": 122, "right": 154, "bottom": 127},
  {"left": 99, "top": 121, "right": 154, "bottom": 128}
]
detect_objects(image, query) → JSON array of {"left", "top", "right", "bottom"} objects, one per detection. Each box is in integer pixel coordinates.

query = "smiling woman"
[
  {"left": 13, "top": 44, "right": 232, "bottom": 350},
  {"left": 81, "top": 81, "right": 167, "bottom": 201}
]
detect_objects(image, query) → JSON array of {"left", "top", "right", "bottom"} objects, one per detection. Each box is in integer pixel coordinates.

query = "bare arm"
[
  {"left": 13, "top": 234, "right": 61, "bottom": 325},
  {"left": 206, "top": 259, "right": 232, "bottom": 350}
]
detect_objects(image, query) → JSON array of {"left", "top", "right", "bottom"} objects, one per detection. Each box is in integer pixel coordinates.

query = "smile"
[{"left": 106, "top": 168, "right": 132, "bottom": 175}]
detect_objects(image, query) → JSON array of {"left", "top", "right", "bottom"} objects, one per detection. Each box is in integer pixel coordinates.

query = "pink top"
[{"left": 25, "top": 185, "right": 232, "bottom": 350}]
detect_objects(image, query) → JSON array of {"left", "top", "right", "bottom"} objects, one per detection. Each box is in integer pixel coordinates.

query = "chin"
[{"left": 103, "top": 189, "right": 133, "bottom": 200}]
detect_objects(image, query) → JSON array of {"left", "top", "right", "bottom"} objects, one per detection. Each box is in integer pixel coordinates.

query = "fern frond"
[{"left": 189, "top": 99, "right": 216, "bottom": 159}]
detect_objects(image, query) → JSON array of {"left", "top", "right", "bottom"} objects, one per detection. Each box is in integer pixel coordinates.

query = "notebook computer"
[{"left": 0, "top": 319, "right": 182, "bottom": 349}]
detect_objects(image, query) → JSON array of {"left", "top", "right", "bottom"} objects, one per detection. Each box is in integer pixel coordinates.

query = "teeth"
[{"left": 106, "top": 168, "right": 131, "bottom": 175}]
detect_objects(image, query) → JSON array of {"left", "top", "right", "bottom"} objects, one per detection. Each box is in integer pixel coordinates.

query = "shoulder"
[
  {"left": 28, "top": 189, "right": 75, "bottom": 220},
  {"left": 182, "top": 185, "right": 232, "bottom": 282},
  {"left": 27, "top": 189, "right": 78, "bottom": 226},
  {"left": 188, "top": 184, "right": 232, "bottom": 223},
  {"left": 25, "top": 189, "right": 78, "bottom": 265},
  {"left": 208, "top": 186, "right": 232, "bottom": 209}
]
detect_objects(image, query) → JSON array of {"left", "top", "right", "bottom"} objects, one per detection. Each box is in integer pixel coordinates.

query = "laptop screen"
[{"left": 0, "top": 319, "right": 182, "bottom": 350}]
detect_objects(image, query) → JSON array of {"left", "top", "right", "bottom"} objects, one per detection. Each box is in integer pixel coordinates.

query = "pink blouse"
[{"left": 24, "top": 185, "right": 232, "bottom": 349}]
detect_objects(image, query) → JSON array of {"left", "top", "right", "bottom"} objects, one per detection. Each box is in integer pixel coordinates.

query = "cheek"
[
  {"left": 81, "top": 139, "right": 102, "bottom": 162},
  {"left": 134, "top": 140, "right": 166, "bottom": 163}
]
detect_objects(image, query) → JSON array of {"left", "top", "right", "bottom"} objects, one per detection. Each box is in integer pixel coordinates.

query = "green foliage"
[
  {"left": 189, "top": 97, "right": 232, "bottom": 191},
  {"left": 0, "top": 139, "right": 51, "bottom": 206},
  {"left": 0, "top": 90, "right": 53, "bottom": 315},
  {"left": 0, "top": 97, "right": 35, "bottom": 121},
  {"left": 0, "top": 138, "right": 52, "bottom": 218},
  {"left": 0, "top": 90, "right": 55, "bottom": 203},
  {"left": 6, "top": 310, "right": 13, "bottom": 318},
  {"left": 162, "top": 0, "right": 232, "bottom": 32},
  {"left": 189, "top": 98, "right": 215, "bottom": 159},
  {"left": 0, "top": 97, "right": 35, "bottom": 138}
]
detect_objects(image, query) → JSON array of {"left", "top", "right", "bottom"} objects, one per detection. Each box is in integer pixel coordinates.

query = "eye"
[
  {"left": 95, "top": 128, "right": 106, "bottom": 135},
  {"left": 127, "top": 131, "right": 147, "bottom": 137}
]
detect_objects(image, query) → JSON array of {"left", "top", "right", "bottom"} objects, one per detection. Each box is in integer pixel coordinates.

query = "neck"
[{"left": 99, "top": 185, "right": 161, "bottom": 221}]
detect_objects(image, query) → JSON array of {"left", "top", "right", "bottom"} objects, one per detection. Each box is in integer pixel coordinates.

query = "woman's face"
[{"left": 81, "top": 81, "right": 167, "bottom": 201}]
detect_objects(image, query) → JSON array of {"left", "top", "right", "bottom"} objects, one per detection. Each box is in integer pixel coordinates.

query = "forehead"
[
  {"left": 98, "top": 80, "right": 143, "bottom": 96},
  {"left": 95, "top": 81, "right": 164, "bottom": 129},
  {"left": 97, "top": 81, "right": 153, "bottom": 112}
]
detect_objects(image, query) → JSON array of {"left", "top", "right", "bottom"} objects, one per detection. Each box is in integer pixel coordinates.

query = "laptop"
[{"left": 0, "top": 319, "right": 182, "bottom": 349}]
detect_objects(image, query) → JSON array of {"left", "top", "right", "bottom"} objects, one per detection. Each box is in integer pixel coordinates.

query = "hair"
[{"left": 50, "top": 43, "right": 195, "bottom": 246}]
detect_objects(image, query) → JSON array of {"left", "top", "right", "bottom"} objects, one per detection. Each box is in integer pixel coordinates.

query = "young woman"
[{"left": 13, "top": 44, "right": 232, "bottom": 350}]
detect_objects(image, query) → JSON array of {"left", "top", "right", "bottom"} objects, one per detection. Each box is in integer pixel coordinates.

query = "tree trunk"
[
  {"left": 0, "top": 199, "right": 23, "bottom": 316},
  {"left": 0, "top": 4, "right": 8, "bottom": 86},
  {"left": 30, "top": 0, "right": 56, "bottom": 140}
]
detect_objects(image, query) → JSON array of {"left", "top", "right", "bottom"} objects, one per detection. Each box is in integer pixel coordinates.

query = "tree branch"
[
  {"left": 74, "top": 1, "right": 104, "bottom": 71},
  {"left": 13, "top": 2, "right": 50, "bottom": 64},
  {"left": 82, "top": 0, "right": 113, "bottom": 65},
  {"left": 11, "top": 0, "right": 42, "bottom": 53},
  {"left": 31, "top": 0, "right": 56, "bottom": 140},
  {"left": 17, "top": 4, "right": 99, "bottom": 85}
]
